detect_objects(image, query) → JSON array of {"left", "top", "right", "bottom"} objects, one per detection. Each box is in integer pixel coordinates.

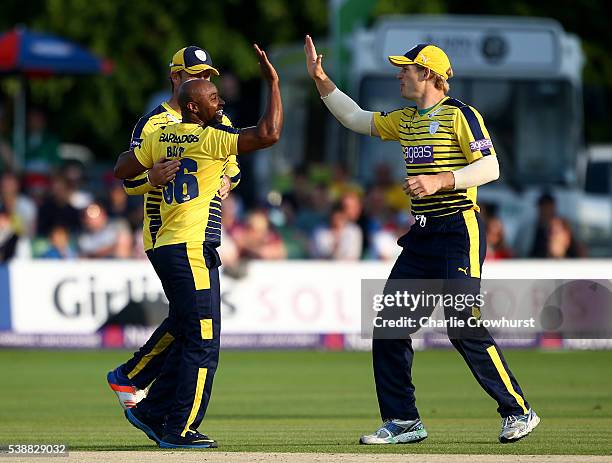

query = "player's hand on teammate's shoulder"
[
  {"left": 148, "top": 158, "right": 181, "bottom": 187},
  {"left": 254, "top": 44, "right": 279, "bottom": 84}
]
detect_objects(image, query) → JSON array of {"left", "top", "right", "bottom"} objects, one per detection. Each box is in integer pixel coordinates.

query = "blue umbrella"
[{"left": 0, "top": 26, "right": 112, "bottom": 169}]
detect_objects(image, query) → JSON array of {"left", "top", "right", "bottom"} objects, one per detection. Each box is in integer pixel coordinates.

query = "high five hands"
[
  {"left": 304, "top": 35, "right": 326, "bottom": 80},
  {"left": 254, "top": 43, "right": 279, "bottom": 83}
]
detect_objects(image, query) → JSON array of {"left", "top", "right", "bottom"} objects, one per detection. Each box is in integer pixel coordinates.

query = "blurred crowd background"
[{"left": 0, "top": 108, "right": 587, "bottom": 264}]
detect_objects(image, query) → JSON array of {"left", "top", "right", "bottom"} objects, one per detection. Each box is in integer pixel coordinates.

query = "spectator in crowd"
[
  {"left": 282, "top": 165, "right": 311, "bottom": 212},
  {"left": 485, "top": 216, "right": 513, "bottom": 260},
  {"left": 105, "top": 180, "right": 131, "bottom": 222},
  {"left": 25, "top": 108, "right": 61, "bottom": 171},
  {"left": 218, "top": 229, "right": 241, "bottom": 268},
  {"left": 0, "top": 202, "right": 30, "bottom": 261},
  {"left": 362, "top": 185, "right": 397, "bottom": 232},
  {"left": 340, "top": 190, "right": 370, "bottom": 256},
  {"left": 294, "top": 182, "right": 331, "bottom": 234},
  {"left": 131, "top": 228, "right": 147, "bottom": 260},
  {"left": 218, "top": 195, "right": 242, "bottom": 268},
  {"left": 22, "top": 172, "right": 51, "bottom": 209},
  {"left": 77, "top": 201, "right": 132, "bottom": 258},
  {"left": 40, "top": 225, "right": 77, "bottom": 259},
  {"left": 269, "top": 197, "right": 310, "bottom": 259},
  {"left": 221, "top": 194, "right": 243, "bottom": 237},
  {"left": 369, "top": 214, "right": 414, "bottom": 261},
  {"left": 311, "top": 202, "right": 363, "bottom": 260},
  {"left": 233, "top": 209, "right": 287, "bottom": 260},
  {"left": 529, "top": 192, "right": 557, "bottom": 258},
  {"left": 329, "top": 162, "right": 363, "bottom": 201},
  {"left": 63, "top": 161, "right": 93, "bottom": 210},
  {"left": 0, "top": 203, "right": 18, "bottom": 262},
  {"left": 0, "top": 171, "right": 37, "bottom": 238},
  {"left": 372, "top": 162, "right": 410, "bottom": 213},
  {"left": 37, "top": 175, "right": 81, "bottom": 236},
  {"left": 547, "top": 217, "right": 587, "bottom": 258}
]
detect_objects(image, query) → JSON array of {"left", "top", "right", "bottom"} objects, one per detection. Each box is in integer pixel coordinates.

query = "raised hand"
[
  {"left": 304, "top": 35, "right": 325, "bottom": 80},
  {"left": 254, "top": 43, "right": 279, "bottom": 83}
]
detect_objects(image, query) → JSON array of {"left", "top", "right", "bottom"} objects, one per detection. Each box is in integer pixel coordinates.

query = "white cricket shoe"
[
  {"left": 499, "top": 408, "right": 540, "bottom": 443},
  {"left": 359, "top": 418, "right": 427, "bottom": 445}
]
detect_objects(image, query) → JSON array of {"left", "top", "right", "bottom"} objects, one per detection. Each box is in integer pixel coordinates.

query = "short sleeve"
[
  {"left": 210, "top": 125, "right": 239, "bottom": 158},
  {"left": 133, "top": 131, "right": 155, "bottom": 169},
  {"left": 454, "top": 105, "right": 497, "bottom": 163},
  {"left": 373, "top": 109, "right": 403, "bottom": 141}
]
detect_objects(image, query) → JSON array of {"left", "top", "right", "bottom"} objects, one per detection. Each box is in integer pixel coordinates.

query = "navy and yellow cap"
[
  {"left": 169, "top": 46, "right": 219, "bottom": 76},
  {"left": 388, "top": 44, "right": 453, "bottom": 80}
]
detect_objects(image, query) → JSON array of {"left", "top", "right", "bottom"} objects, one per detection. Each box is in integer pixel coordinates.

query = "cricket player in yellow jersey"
[
  {"left": 305, "top": 36, "right": 539, "bottom": 444},
  {"left": 114, "top": 43, "right": 282, "bottom": 449},
  {"left": 107, "top": 46, "right": 241, "bottom": 411}
]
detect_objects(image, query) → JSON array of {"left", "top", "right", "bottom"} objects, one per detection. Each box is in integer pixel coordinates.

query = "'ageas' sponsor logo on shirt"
[
  {"left": 469, "top": 138, "right": 493, "bottom": 152},
  {"left": 403, "top": 145, "right": 434, "bottom": 164}
]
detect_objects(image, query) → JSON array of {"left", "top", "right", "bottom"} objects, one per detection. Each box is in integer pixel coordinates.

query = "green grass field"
[{"left": 0, "top": 349, "right": 611, "bottom": 455}]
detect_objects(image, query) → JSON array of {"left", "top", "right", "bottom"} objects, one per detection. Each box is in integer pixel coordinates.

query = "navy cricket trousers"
[
  {"left": 136, "top": 242, "right": 222, "bottom": 437},
  {"left": 372, "top": 210, "right": 530, "bottom": 420},
  {"left": 119, "top": 250, "right": 179, "bottom": 390}
]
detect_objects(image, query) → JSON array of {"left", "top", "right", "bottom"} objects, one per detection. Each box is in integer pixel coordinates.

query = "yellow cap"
[
  {"left": 388, "top": 44, "right": 453, "bottom": 80},
  {"left": 169, "top": 46, "right": 219, "bottom": 76}
]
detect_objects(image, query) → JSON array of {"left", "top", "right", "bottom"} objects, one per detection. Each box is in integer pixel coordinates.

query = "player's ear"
[
  {"left": 420, "top": 67, "right": 430, "bottom": 81},
  {"left": 186, "top": 101, "right": 198, "bottom": 114}
]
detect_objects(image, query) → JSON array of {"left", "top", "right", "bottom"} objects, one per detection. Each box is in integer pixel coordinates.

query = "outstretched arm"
[
  {"left": 237, "top": 44, "right": 283, "bottom": 153},
  {"left": 304, "top": 35, "right": 379, "bottom": 137}
]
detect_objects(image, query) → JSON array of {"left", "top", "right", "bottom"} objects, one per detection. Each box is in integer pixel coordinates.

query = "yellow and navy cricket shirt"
[
  {"left": 373, "top": 96, "right": 496, "bottom": 217},
  {"left": 133, "top": 122, "right": 239, "bottom": 248},
  {"left": 124, "top": 101, "right": 241, "bottom": 250}
]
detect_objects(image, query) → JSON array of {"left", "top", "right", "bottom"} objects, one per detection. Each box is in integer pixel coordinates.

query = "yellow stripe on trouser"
[
  {"left": 182, "top": 368, "right": 208, "bottom": 436},
  {"left": 486, "top": 345, "right": 529, "bottom": 414},
  {"left": 186, "top": 243, "right": 210, "bottom": 290},
  {"left": 127, "top": 332, "right": 175, "bottom": 379},
  {"left": 462, "top": 209, "right": 481, "bottom": 278}
]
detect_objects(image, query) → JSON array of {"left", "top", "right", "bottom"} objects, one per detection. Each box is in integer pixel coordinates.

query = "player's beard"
[{"left": 215, "top": 109, "right": 224, "bottom": 123}]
